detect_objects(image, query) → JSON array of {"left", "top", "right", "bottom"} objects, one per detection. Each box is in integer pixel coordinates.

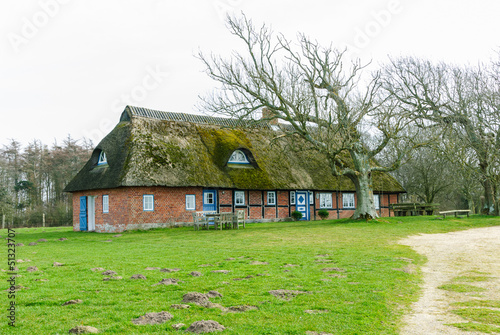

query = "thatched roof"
[{"left": 64, "top": 106, "right": 405, "bottom": 193}]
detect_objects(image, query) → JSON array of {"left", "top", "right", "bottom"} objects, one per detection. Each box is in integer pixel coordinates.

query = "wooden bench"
[{"left": 438, "top": 210, "right": 471, "bottom": 218}]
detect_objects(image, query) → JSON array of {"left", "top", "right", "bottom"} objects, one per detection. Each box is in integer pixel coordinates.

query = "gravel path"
[{"left": 399, "top": 226, "right": 500, "bottom": 335}]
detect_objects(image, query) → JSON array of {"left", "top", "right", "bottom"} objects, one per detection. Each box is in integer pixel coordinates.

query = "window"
[
  {"left": 290, "top": 191, "right": 296, "bottom": 205},
  {"left": 143, "top": 195, "right": 154, "bottom": 211},
  {"left": 228, "top": 150, "right": 249, "bottom": 164},
  {"left": 186, "top": 195, "right": 196, "bottom": 210},
  {"left": 320, "top": 193, "right": 333, "bottom": 208},
  {"left": 102, "top": 195, "right": 109, "bottom": 213},
  {"left": 343, "top": 193, "right": 355, "bottom": 208},
  {"left": 267, "top": 191, "right": 276, "bottom": 205},
  {"left": 373, "top": 194, "right": 380, "bottom": 210},
  {"left": 97, "top": 151, "right": 107, "bottom": 165},
  {"left": 235, "top": 191, "right": 245, "bottom": 205},
  {"left": 204, "top": 192, "right": 214, "bottom": 204},
  {"left": 309, "top": 191, "right": 314, "bottom": 205}
]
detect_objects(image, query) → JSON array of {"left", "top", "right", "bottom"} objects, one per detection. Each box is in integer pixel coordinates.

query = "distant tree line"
[{"left": 0, "top": 136, "right": 92, "bottom": 227}]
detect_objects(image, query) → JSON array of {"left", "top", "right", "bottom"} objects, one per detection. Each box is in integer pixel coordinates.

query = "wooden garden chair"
[
  {"left": 235, "top": 210, "right": 246, "bottom": 229},
  {"left": 219, "top": 212, "right": 234, "bottom": 230},
  {"left": 192, "top": 212, "right": 208, "bottom": 230}
]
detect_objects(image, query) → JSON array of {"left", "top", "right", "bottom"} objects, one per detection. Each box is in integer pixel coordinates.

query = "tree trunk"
[
  {"left": 348, "top": 149, "right": 379, "bottom": 220},
  {"left": 481, "top": 179, "right": 495, "bottom": 214},
  {"left": 479, "top": 162, "right": 496, "bottom": 215}
]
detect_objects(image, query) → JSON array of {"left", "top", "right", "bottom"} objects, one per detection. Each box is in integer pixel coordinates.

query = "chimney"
[{"left": 262, "top": 107, "right": 279, "bottom": 125}]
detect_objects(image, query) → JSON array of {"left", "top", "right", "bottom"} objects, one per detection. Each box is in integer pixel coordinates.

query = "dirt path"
[{"left": 399, "top": 226, "right": 500, "bottom": 335}]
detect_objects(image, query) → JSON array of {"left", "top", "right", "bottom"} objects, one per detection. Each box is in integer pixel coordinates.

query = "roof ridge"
[{"left": 126, "top": 105, "right": 270, "bottom": 129}]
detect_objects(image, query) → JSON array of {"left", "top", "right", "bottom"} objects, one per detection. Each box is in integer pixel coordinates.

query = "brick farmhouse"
[{"left": 64, "top": 106, "right": 405, "bottom": 233}]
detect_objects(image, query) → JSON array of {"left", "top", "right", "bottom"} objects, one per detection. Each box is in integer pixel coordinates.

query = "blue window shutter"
[{"left": 79, "top": 196, "right": 87, "bottom": 231}]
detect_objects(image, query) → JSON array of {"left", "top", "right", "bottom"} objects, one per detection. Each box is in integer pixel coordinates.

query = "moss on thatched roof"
[{"left": 64, "top": 106, "right": 405, "bottom": 193}]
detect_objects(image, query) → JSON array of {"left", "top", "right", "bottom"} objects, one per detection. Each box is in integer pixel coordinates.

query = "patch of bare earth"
[
  {"left": 186, "top": 320, "right": 225, "bottom": 333},
  {"left": 399, "top": 226, "right": 500, "bottom": 335},
  {"left": 268, "top": 289, "right": 311, "bottom": 300},
  {"left": 131, "top": 311, "right": 173, "bottom": 325}
]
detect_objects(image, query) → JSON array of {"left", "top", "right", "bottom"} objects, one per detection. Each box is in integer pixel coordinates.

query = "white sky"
[{"left": 1, "top": 0, "right": 499, "bottom": 147}]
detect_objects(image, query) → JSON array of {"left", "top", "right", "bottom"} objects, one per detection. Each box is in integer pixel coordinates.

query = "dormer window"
[
  {"left": 97, "top": 151, "right": 107, "bottom": 165},
  {"left": 228, "top": 150, "right": 249, "bottom": 164}
]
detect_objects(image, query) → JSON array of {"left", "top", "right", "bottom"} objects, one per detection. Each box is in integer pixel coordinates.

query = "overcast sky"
[{"left": 2, "top": 0, "right": 499, "bottom": 148}]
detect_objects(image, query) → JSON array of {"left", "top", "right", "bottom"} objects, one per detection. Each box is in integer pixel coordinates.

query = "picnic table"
[
  {"left": 390, "top": 203, "right": 440, "bottom": 216},
  {"left": 192, "top": 211, "right": 246, "bottom": 230}
]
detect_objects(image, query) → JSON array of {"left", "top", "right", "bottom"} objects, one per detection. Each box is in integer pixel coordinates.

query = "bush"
[
  {"left": 318, "top": 209, "right": 330, "bottom": 220},
  {"left": 291, "top": 210, "right": 303, "bottom": 221}
]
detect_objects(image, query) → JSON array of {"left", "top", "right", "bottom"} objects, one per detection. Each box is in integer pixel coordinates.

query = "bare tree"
[
  {"left": 382, "top": 57, "right": 500, "bottom": 215},
  {"left": 198, "top": 15, "right": 427, "bottom": 219}
]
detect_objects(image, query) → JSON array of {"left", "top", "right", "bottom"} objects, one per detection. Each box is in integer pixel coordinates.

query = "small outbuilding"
[{"left": 64, "top": 106, "right": 405, "bottom": 232}]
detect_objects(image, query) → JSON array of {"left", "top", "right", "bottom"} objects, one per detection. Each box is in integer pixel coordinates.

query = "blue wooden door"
[
  {"left": 203, "top": 190, "right": 217, "bottom": 212},
  {"left": 295, "top": 191, "right": 309, "bottom": 220},
  {"left": 79, "top": 196, "right": 87, "bottom": 231}
]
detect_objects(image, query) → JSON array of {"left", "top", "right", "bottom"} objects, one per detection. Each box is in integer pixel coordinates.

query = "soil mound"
[
  {"left": 182, "top": 292, "right": 210, "bottom": 305},
  {"left": 63, "top": 299, "right": 83, "bottom": 306},
  {"left": 171, "top": 304, "right": 190, "bottom": 309},
  {"left": 321, "top": 267, "right": 345, "bottom": 272},
  {"left": 131, "top": 311, "right": 173, "bottom": 325},
  {"left": 205, "top": 290, "right": 222, "bottom": 298},
  {"left": 68, "top": 325, "right": 99, "bottom": 334},
  {"left": 268, "top": 289, "right": 310, "bottom": 300},
  {"left": 101, "top": 270, "right": 117, "bottom": 276},
  {"left": 228, "top": 305, "right": 258, "bottom": 312},
  {"left": 152, "top": 278, "right": 178, "bottom": 286},
  {"left": 186, "top": 320, "right": 225, "bottom": 333}
]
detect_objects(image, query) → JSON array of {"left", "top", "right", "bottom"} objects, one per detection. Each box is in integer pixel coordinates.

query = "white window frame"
[
  {"left": 204, "top": 192, "right": 214, "bottom": 205},
  {"left": 102, "top": 195, "right": 109, "bottom": 213},
  {"left": 309, "top": 191, "right": 314, "bottom": 205},
  {"left": 290, "top": 191, "right": 296, "bottom": 205},
  {"left": 319, "top": 193, "right": 333, "bottom": 209},
  {"left": 343, "top": 193, "right": 355, "bottom": 209},
  {"left": 373, "top": 194, "right": 380, "bottom": 210},
  {"left": 267, "top": 191, "right": 276, "bottom": 205},
  {"left": 228, "top": 150, "right": 249, "bottom": 164},
  {"left": 235, "top": 191, "right": 245, "bottom": 206},
  {"left": 143, "top": 194, "right": 154, "bottom": 211},
  {"left": 97, "top": 151, "right": 107, "bottom": 165},
  {"left": 186, "top": 194, "right": 196, "bottom": 211}
]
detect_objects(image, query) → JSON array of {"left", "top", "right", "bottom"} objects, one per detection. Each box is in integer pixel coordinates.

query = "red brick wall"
[
  {"left": 248, "top": 191, "right": 262, "bottom": 205},
  {"left": 71, "top": 189, "right": 130, "bottom": 232},
  {"left": 264, "top": 206, "right": 277, "bottom": 219},
  {"left": 219, "top": 189, "right": 232, "bottom": 206},
  {"left": 72, "top": 186, "right": 203, "bottom": 232},
  {"left": 248, "top": 191, "right": 262, "bottom": 220},
  {"left": 128, "top": 186, "right": 203, "bottom": 225},
  {"left": 71, "top": 187, "right": 401, "bottom": 232}
]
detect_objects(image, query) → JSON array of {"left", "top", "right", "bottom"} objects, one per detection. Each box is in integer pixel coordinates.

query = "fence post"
[{"left": 43, "top": 213, "right": 46, "bottom": 228}]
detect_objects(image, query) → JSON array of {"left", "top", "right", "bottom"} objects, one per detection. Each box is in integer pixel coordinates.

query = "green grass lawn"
[{"left": 1, "top": 215, "right": 499, "bottom": 334}]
